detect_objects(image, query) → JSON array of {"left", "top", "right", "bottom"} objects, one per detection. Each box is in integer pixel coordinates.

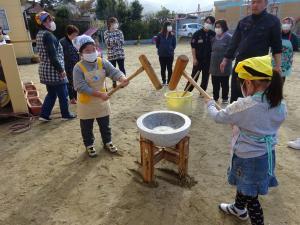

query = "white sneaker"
[
  {"left": 288, "top": 138, "right": 300, "bottom": 150},
  {"left": 39, "top": 116, "right": 51, "bottom": 122},
  {"left": 104, "top": 142, "right": 118, "bottom": 153},
  {"left": 219, "top": 203, "right": 249, "bottom": 221},
  {"left": 86, "top": 146, "right": 97, "bottom": 157}
]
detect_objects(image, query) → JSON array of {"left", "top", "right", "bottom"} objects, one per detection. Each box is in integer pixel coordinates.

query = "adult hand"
[
  {"left": 60, "top": 71, "right": 66, "bottom": 79},
  {"left": 220, "top": 58, "right": 228, "bottom": 73},
  {"left": 193, "top": 58, "right": 198, "bottom": 66},
  {"left": 119, "top": 76, "right": 129, "bottom": 87},
  {"left": 274, "top": 65, "right": 282, "bottom": 74}
]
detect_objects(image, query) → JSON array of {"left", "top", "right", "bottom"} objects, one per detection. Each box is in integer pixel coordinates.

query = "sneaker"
[
  {"left": 104, "top": 142, "right": 118, "bottom": 153},
  {"left": 288, "top": 138, "right": 300, "bottom": 150},
  {"left": 219, "top": 203, "right": 249, "bottom": 221},
  {"left": 222, "top": 99, "right": 229, "bottom": 104},
  {"left": 61, "top": 113, "right": 76, "bottom": 121},
  {"left": 39, "top": 116, "right": 51, "bottom": 122},
  {"left": 86, "top": 146, "right": 97, "bottom": 157}
]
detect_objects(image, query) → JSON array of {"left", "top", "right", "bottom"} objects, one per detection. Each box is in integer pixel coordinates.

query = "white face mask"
[
  {"left": 215, "top": 27, "right": 223, "bottom": 35},
  {"left": 167, "top": 26, "right": 172, "bottom": 32},
  {"left": 204, "top": 23, "right": 213, "bottom": 30},
  {"left": 83, "top": 51, "right": 98, "bottom": 62},
  {"left": 113, "top": 23, "right": 119, "bottom": 30},
  {"left": 282, "top": 23, "right": 291, "bottom": 31},
  {"left": 48, "top": 21, "right": 56, "bottom": 31}
]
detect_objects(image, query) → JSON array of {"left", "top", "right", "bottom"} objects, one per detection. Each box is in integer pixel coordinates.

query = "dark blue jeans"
[
  {"left": 40, "top": 83, "right": 71, "bottom": 118},
  {"left": 80, "top": 116, "right": 112, "bottom": 147}
]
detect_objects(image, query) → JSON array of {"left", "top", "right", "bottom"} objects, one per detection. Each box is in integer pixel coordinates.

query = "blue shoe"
[{"left": 61, "top": 113, "right": 76, "bottom": 121}]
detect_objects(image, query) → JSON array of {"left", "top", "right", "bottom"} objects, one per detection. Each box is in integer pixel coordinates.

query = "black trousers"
[
  {"left": 159, "top": 56, "right": 174, "bottom": 84},
  {"left": 66, "top": 73, "right": 77, "bottom": 100},
  {"left": 80, "top": 116, "right": 111, "bottom": 147},
  {"left": 109, "top": 58, "right": 126, "bottom": 87},
  {"left": 230, "top": 62, "right": 243, "bottom": 103},
  {"left": 211, "top": 76, "right": 229, "bottom": 101},
  {"left": 184, "top": 61, "right": 210, "bottom": 92}
]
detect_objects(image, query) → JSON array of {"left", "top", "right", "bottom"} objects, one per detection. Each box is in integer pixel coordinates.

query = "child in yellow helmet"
[{"left": 205, "top": 55, "right": 287, "bottom": 225}]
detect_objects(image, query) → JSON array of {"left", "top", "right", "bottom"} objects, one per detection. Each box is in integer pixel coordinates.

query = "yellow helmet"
[{"left": 235, "top": 55, "right": 273, "bottom": 81}]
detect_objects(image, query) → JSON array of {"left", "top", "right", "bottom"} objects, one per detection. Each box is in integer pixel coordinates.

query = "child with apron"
[
  {"left": 73, "top": 35, "right": 128, "bottom": 157},
  {"left": 205, "top": 56, "right": 287, "bottom": 225},
  {"left": 280, "top": 17, "right": 299, "bottom": 83}
]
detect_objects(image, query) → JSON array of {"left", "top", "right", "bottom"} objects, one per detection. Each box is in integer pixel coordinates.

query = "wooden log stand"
[{"left": 139, "top": 135, "right": 189, "bottom": 183}]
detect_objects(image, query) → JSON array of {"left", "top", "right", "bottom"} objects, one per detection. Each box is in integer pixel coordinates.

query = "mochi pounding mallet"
[
  {"left": 168, "top": 55, "right": 221, "bottom": 110},
  {"left": 108, "top": 54, "right": 162, "bottom": 96}
]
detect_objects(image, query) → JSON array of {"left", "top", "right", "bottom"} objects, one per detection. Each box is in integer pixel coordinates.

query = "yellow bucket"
[{"left": 165, "top": 91, "right": 193, "bottom": 115}]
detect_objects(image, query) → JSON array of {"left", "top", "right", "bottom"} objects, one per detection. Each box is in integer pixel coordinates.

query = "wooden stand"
[{"left": 139, "top": 135, "right": 189, "bottom": 183}]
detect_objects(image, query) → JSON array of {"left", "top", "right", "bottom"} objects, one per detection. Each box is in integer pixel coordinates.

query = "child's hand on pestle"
[
  {"left": 93, "top": 91, "right": 110, "bottom": 101},
  {"left": 119, "top": 76, "right": 129, "bottom": 87},
  {"left": 204, "top": 97, "right": 213, "bottom": 104}
]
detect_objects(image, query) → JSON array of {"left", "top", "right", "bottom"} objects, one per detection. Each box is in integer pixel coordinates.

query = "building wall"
[
  {"left": 214, "top": 6, "right": 242, "bottom": 30},
  {"left": 278, "top": 2, "right": 300, "bottom": 19},
  {"left": 215, "top": 0, "right": 300, "bottom": 32},
  {"left": 0, "top": 0, "right": 34, "bottom": 58}
]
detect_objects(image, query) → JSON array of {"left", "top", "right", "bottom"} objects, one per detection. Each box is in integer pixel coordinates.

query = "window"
[
  {"left": 0, "top": 9, "right": 10, "bottom": 32},
  {"left": 182, "top": 25, "right": 186, "bottom": 29}
]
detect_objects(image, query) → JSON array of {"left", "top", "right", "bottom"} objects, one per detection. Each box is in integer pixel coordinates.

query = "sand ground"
[{"left": 0, "top": 44, "right": 300, "bottom": 225}]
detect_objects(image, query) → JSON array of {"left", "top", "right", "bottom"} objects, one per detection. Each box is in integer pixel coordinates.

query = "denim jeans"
[
  {"left": 80, "top": 116, "right": 112, "bottom": 147},
  {"left": 40, "top": 83, "right": 71, "bottom": 118}
]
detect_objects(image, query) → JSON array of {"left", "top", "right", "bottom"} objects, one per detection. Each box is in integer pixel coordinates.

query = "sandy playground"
[{"left": 0, "top": 43, "right": 300, "bottom": 225}]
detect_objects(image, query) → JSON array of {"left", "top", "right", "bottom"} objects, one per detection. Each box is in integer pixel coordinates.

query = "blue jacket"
[{"left": 156, "top": 33, "right": 176, "bottom": 57}]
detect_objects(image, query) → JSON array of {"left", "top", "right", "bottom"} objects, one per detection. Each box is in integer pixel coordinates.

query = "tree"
[
  {"left": 78, "top": 0, "right": 95, "bottom": 15},
  {"left": 155, "top": 6, "right": 174, "bottom": 23},
  {"left": 115, "top": 0, "right": 130, "bottom": 24},
  {"left": 130, "top": 0, "right": 143, "bottom": 21},
  {"left": 53, "top": 6, "right": 71, "bottom": 38},
  {"left": 40, "top": 0, "right": 62, "bottom": 10},
  {"left": 96, "top": 0, "right": 116, "bottom": 20}
]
